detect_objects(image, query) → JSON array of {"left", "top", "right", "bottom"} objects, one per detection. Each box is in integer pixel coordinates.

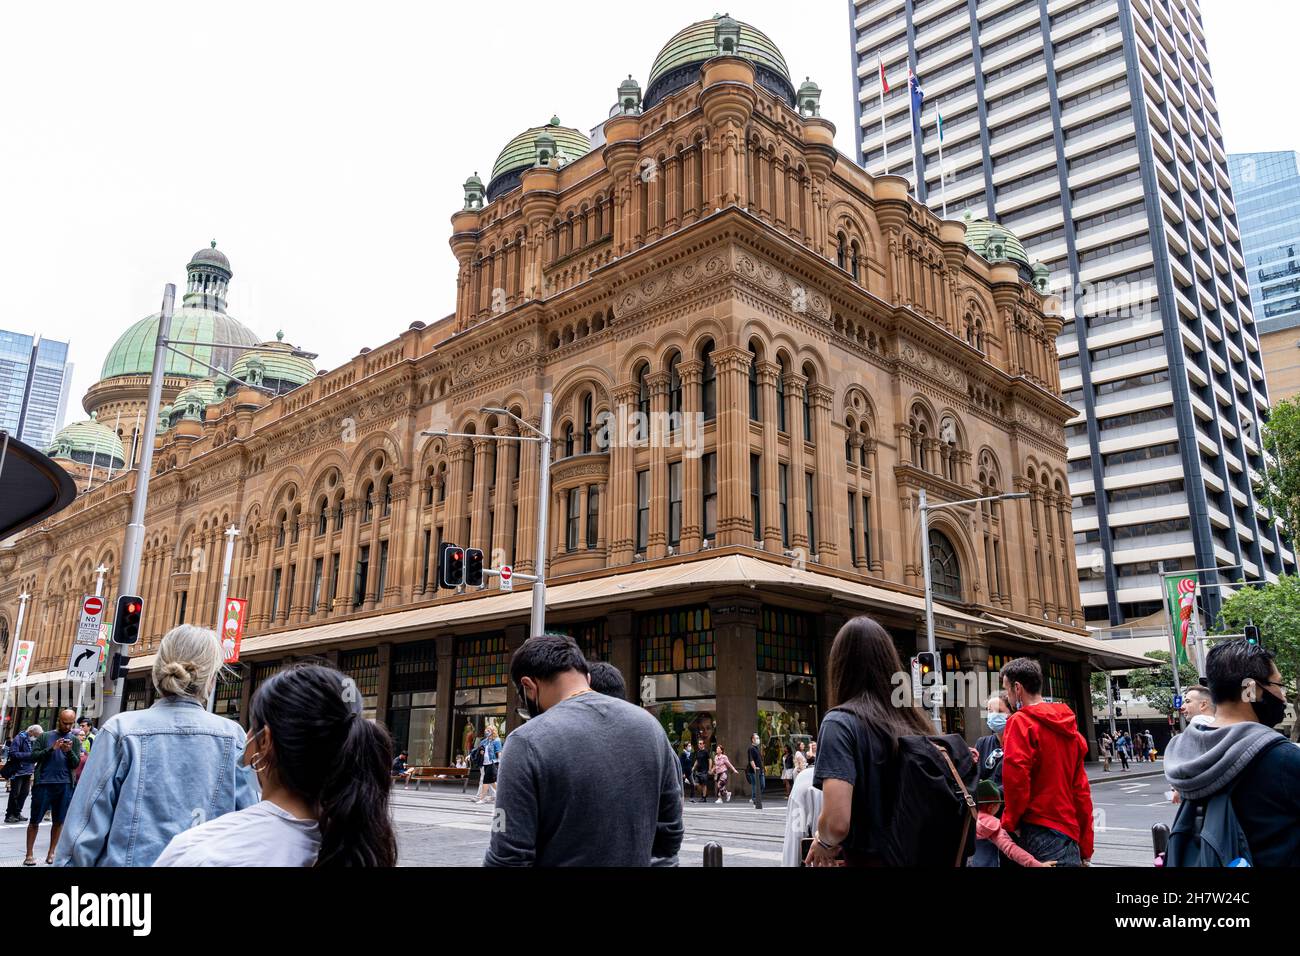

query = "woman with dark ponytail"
[{"left": 155, "top": 663, "right": 397, "bottom": 867}]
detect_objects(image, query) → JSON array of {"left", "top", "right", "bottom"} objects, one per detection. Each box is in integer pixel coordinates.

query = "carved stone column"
[
  {"left": 809, "top": 384, "right": 838, "bottom": 560},
  {"left": 678, "top": 360, "right": 704, "bottom": 553},
  {"left": 757, "top": 361, "right": 781, "bottom": 553}
]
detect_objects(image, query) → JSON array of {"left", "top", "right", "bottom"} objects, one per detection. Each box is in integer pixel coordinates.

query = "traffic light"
[
  {"left": 113, "top": 595, "right": 144, "bottom": 645},
  {"left": 1113, "top": 685, "right": 1122, "bottom": 703},
  {"left": 109, "top": 652, "right": 131, "bottom": 681},
  {"left": 465, "top": 548, "right": 484, "bottom": 587},
  {"left": 440, "top": 543, "right": 465, "bottom": 589},
  {"left": 915, "top": 651, "right": 940, "bottom": 683},
  {"left": 1244, "top": 624, "right": 1260, "bottom": 646}
]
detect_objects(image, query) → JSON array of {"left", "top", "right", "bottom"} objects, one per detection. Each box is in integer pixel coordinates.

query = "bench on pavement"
[{"left": 400, "top": 766, "right": 469, "bottom": 789}]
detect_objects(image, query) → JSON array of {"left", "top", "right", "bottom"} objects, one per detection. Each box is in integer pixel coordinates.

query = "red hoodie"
[{"left": 1001, "top": 701, "right": 1094, "bottom": 860}]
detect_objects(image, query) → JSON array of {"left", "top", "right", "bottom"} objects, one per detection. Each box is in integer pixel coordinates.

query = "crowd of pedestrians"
[{"left": 4, "top": 616, "right": 1298, "bottom": 869}]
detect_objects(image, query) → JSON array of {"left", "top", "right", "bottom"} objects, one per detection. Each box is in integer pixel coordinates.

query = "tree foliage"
[
  {"left": 1255, "top": 396, "right": 1300, "bottom": 543},
  {"left": 1128, "top": 650, "right": 1199, "bottom": 716},
  {"left": 1217, "top": 575, "right": 1300, "bottom": 739}
]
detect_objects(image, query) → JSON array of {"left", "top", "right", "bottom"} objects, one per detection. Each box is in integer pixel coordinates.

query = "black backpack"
[
  {"left": 1166, "top": 738, "right": 1283, "bottom": 867},
  {"left": 880, "top": 733, "right": 979, "bottom": 867},
  {"left": 469, "top": 744, "right": 485, "bottom": 770}
]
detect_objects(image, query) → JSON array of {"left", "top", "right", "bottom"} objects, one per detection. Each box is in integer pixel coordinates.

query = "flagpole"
[
  {"left": 937, "top": 108, "right": 947, "bottom": 218},
  {"left": 907, "top": 71, "right": 920, "bottom": 196},
  {"left": 878, "top": 52, "right": 889, "bottom": 175}
]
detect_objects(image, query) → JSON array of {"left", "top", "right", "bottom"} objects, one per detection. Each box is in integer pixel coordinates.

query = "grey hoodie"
[{"left": 1164, "top": 721, "right": 1285, "bottom": 800}]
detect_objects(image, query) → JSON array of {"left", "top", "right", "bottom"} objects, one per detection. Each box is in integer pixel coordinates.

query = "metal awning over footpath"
[
  {"left": 122, "top": 552, "right": 1155, "bottom": 675},
  {"left": 0, "top": 432, "right": 76, "bottom": 539}
]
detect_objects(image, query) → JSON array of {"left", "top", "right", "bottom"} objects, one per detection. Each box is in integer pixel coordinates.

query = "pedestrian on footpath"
[
  {"left": 55, "top": 625, "right": 259, "bottom": 867},
  {"left": 3, "top": 725, "right": 39, "bottom": 824},
  {"left": 806, "top": 740, "right": 816, "bottom": 767},
  {"left": 25, "top": 710, "right": 82, "bottom": 866},
  {"left": 804, "top": 616, "right": 935, "bottom": 866},
  {"left": 793, "top": 741, "right": 808, "bottom": 776},
  {"left": 781, "top": 744, "right": 796, "bottom": 797},
  {"left": 484, "top": 633, "right": 683, "bottom": 866},
  {"left": 690, "top": 736, "right": 713, "bottom": 802},
  {"left": 1180, "top": 685, "right": 1216, "bottom": 727},
  {"left": 1116, "top": 732, "right": 1130, "bottom": 771},
  {"left": 969, "top": 693, "right": 1010, "bottom": 867},
  {"left": 679, "top": 741, "right": 694, "bottom": 803},
  {"left": 1099, "top": 732, "right": 1113, "bottom": 772},
  {"left": 76, "top": 718, "right": 96, "bottom": 756},
  {"left": 747, "top": 733, "right": 765, "bottom": 809},
  {"left": 156, "top": 663, "right": 397, "bottom": 867},
  {"left": 4, "top": 723, "right": 38, "bottom": 822},
  {"left": 587, "top": 661, "right": 626, "bottom": 699},
  {"left": 781, "top": 764, "right": 822, "bottom": 866},
  {"left": 1163, "top": 639, "right": 1300, "bottom": 866},
  {"left": 475, "top": 724, "right": 502, "bottom": 804},
  {"left": 1144, "top": 730, "right": 1156, "bottom": 761},
  {"left": 711, "top": 743, "right": 738, "bottom": 803},
  {"left": 1000, "top": 657, "right": 1094, "bottom": 866}
]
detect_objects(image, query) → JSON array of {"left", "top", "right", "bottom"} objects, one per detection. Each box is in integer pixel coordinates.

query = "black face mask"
[
  {"left": 1250, "top": 683, "right": 1287, "bottom": 728},
  {"left": 520, "top": 683, "right": 542, "bottom": 720}
]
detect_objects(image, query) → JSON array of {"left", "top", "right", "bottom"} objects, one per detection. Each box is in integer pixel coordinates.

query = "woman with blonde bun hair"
[{"left": 54, "top": 625, "right": 259, "bottom": 866}]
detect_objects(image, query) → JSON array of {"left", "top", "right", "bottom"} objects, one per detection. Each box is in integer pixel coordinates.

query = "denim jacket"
[{"left": 55, "top": 697, "right": 260, "bottom": 867}]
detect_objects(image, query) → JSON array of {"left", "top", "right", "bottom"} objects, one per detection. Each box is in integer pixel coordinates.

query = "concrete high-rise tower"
[{"left": 848, "top": 0, "right": 1293, "bottom": 625}]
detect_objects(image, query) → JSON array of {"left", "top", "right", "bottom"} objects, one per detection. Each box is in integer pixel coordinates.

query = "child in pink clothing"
[{"left": 975, "top": 780, "right": 1056, "bottom": 868}]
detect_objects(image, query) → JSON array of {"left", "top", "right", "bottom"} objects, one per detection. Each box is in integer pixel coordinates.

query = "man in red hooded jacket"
[{"left": 1000, "top": 658, "right": 1094, "bottom": 866}]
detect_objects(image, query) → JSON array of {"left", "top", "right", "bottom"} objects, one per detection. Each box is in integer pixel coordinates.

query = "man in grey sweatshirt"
[
  {"left": 484, "top": 633, "right": 684, "bottom": 867},
  {"left": 1164, "top": 639, "right": 1300, "bottom": 867}
]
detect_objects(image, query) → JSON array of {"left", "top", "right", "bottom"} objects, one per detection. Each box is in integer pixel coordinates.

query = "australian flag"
[{"left": 909, "top": 69, "right": 925, "bottom": 139}]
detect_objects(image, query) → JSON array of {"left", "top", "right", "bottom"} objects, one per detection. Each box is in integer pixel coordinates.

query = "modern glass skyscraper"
[
  {"left": 1228, "top": 151, "right": 1300, "bottom": 400},
  {"left": 847, "top": 0, "right": 1292, "bottom": 625},
  {"left": 0, "top": 330, "right": 73, "bottom": 449}
]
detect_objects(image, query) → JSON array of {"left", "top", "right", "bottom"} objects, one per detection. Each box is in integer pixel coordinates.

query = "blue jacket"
[
  {"left": 6, "top": 732, "right": 34, "bottom": 778},
  {"left": 54, "top": 697, "right": 260, "bottom": 867}
]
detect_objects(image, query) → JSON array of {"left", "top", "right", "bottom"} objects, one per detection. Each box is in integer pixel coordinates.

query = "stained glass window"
[
  {"left": 638, "top": 606, "right": 714, "bottom": 675},
  {"left": 929, "top": 530, "right": 963, "bottom": 601},
  {"left": 391, "top": 641, "right": 438, "bottom": 694},
  {"left": 756, "top": 608, "right": 815, "bottom": 676},
  {"left": 556, "top": 621, "right": 609, "bottom": 663},
  {"left": 455, "top": 635, "right": 508, "bottom": 688}
]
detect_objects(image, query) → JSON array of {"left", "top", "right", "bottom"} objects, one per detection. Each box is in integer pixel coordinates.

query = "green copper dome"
[
  {"left": 101, "top": 308, "right": 260, "bottom": 382},
  {"left": 645, "top": 15, "right": 793, "bottom": 108},
  {"left": 487, "top": 117, "right": 592, "bottom": 201},
  {"left": 47, "top": 414, "right": 125, "bottom": 469},
  {"left": 230, "top": 334, "right": 316, "bottom": 395},
  {"left": 961, "top": 211, "right": 1035, "bottom": 280}
]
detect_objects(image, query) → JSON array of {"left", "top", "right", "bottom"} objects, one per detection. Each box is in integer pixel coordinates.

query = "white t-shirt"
[{"left": 154, "top": 800, "right": 321, "bottom": 867}]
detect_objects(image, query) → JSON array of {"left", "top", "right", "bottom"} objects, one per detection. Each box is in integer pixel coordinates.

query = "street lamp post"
[
  {"left": 207, "top": 525, "right": 240, "bottom": 712},
  {"left": 918, "top": 487, "right": 1030, "bottom": 733},
  {"left": 1, "top": 592, "right": 30, "bottom": 734},
  {"left": 422, "top": 392, "right": 553, "bottom": 639}
]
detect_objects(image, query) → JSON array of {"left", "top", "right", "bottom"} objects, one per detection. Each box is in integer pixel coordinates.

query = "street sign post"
[
  {"left": 499, "top": 565, "right": 513, "bottom": 592},
  {"left": 69, "top": 593, "right": 107, "bottom": 682},
  {"left": 1173, "top": 695, "right": 1183, "bottom": 709}
]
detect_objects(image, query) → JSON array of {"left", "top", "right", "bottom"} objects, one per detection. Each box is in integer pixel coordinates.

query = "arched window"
[
  {"left": 748, "top": 345, "right": 760, "bottom": 422},
  {"left": 582, "top": 393, "right": 594, "bottom": 453},
  {"left": 940, "top": 418, "right": 960, "bottom": 482},
  {"left": 836, "top": 232, "right": 847, "bottom": 271},
  {"left": 290, "top": 506, "right": 301, "bottom": 544},
  {"left": 850, "top": 240, "right": 861, "bottom": 283},
  {"left": 317, "top": 498, "right": 328, "bottom": 535},
  {"left": 802, "top": 364, "right": 815, "bottom": 442},
  {"left": 362, "top": 482, "right": 374, "bottom": 523},
  {"left": 382, "top": 477, "right": 393, "bottom": 517},
  {"left": 563, "top": 423, "right": 575, "bottom": 458},
  {"left": 929, "top": 530, "right": 963, "bottom": 601},
  {"left": 910, "top": 410, "right": 929, "bottom": 471},
  {"left": 776, "top": 357, "right": 787, "bottom": 432},
  {"left": 334, "top": 494, "right": 345, "bottom": 531},
  {"left": 667, "top": 352, "right": 683, "bottom": 417},
  {"left": 636, "top": 362, "right": 650, "bottom": 441},
  {"left": 700, "top": 341, "right": 716, "bottom": 422},
  {"left": 276, "top": 512, "right": 287, "bottom": 548}
]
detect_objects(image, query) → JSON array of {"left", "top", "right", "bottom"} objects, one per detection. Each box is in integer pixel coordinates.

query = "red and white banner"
[
  {"left": 220, "top": 598, "right": 248, "bottom": 664},
  {"left": 11, "top": 641, "right": 35, "bottom": 681}
]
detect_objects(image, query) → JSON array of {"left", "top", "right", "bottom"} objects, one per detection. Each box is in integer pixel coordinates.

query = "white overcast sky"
[{"left": 0, "top": 0, "right": 1292, "bottom": 421}]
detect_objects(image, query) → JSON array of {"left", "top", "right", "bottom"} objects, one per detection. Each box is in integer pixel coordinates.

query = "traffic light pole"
[
  {"left": 207, "top": 525, "right": 239, "bottom": 712},
  {"left": 423, "top": 392, "right": 553, "bottom": 639},
  {"left": 99, "top": 285, "right": 174, "bottom": 724}
]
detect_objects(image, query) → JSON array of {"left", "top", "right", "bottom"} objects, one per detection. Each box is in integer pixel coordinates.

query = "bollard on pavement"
[{"left": 703, "top": 842, "right": 723, "bottom": 867}]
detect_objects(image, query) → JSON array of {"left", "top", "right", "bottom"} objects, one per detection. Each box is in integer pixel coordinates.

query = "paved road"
[{"left": 0, "top": 768, "right": 1175, "bottom": 868}]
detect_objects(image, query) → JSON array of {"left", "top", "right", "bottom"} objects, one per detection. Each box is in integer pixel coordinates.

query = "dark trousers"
[
  {"left": 1017, "top": 822, "right": 1082, "bottom": 866},
  {"left": 5, "top": 775, "right": 32, "bottom": 819}
]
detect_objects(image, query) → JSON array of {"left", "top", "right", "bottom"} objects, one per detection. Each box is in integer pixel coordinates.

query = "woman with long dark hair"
[
  {"left": 155, "top": 663, "right": 396, "bottom": 867},
  {"left": 804, "top": 616, "right": 931, "bottom": 866}
]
